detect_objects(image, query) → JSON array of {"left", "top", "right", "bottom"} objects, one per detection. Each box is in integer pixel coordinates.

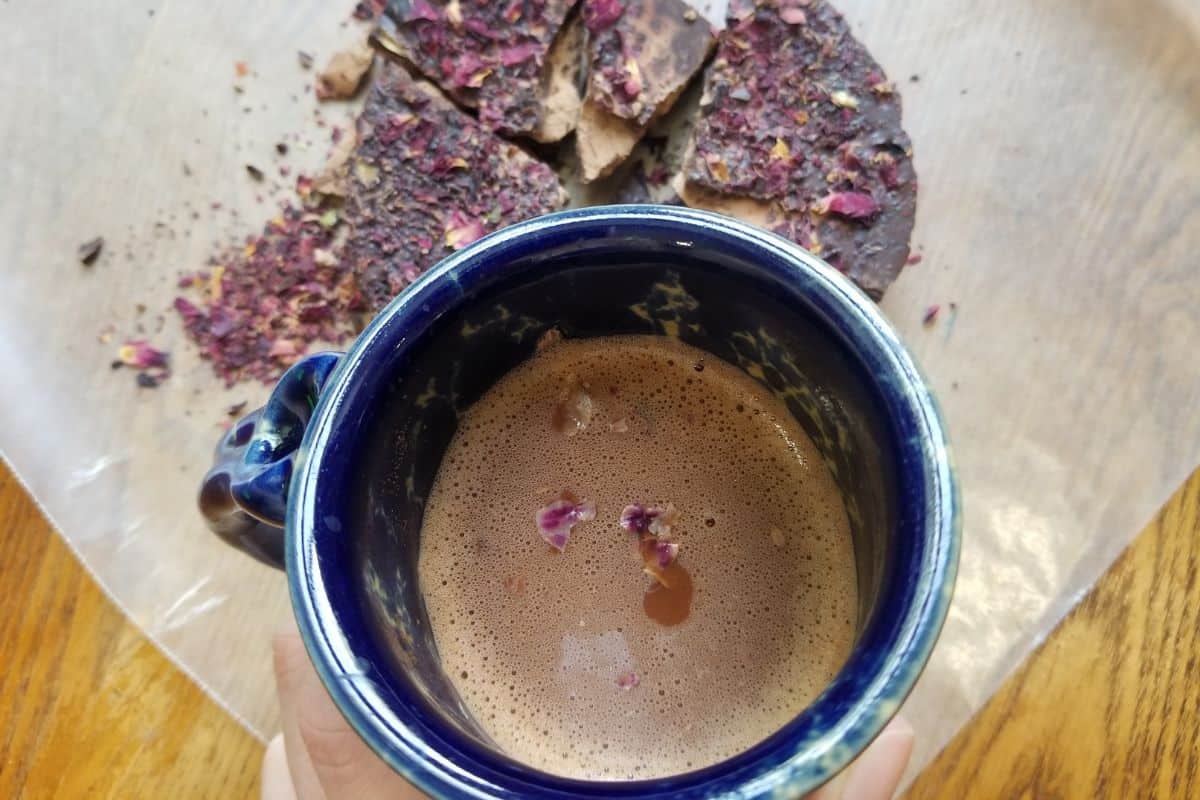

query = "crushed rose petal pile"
[{"left": 174, "top": 205, "right": 363, "bottom": 386}]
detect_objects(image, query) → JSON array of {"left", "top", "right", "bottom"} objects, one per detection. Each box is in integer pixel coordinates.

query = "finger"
[
  {"left": 261, "top": 734, "right": 299, "bottom": 800},
  {"left": 274, "top": 623, "right": 331, "bottom": 800},
  {"left": 273, "top": 617, "right": 426, "bottom": 800},
  {"left": 839, "top": 715, "right": 915, "bottom": 800},
  {"left": 808, "top": 715, "right": 915, "bottom": 800}
]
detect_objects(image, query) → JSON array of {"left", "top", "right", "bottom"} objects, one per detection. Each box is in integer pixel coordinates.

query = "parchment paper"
[{"left": 2, "top": 0, "right": 1198, "bottom": 790}]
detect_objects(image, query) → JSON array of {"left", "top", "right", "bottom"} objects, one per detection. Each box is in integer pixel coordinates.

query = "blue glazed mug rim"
[{"left": 286, "top": 205, "right": 960, "bottom": 798}]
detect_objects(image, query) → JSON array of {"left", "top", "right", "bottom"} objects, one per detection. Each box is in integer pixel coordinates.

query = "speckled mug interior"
[{"left": 288, "top": 207, "right": 956, "bottom": 799}]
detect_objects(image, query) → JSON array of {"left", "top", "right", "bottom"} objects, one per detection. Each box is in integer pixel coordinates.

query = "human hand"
[
  {"left": 263, "top": 618, "right": 426, "bottom": 800},
  {"left": 263, "top": 618, "right": 912, "bottom": 800}
]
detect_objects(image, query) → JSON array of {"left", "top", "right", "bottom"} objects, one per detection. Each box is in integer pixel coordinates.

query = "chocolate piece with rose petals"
[
  {"left": 576, "top": 0, "right": 714, "bottom": 181},
  {"left": 680, "top": 0, "right": 916, "bottom": 299},
  {"left": 342, "top": 63, "right": 567, "bottom": 312},
  {"left": 372, "top": 0, "right": 580, "bottom": 141}
]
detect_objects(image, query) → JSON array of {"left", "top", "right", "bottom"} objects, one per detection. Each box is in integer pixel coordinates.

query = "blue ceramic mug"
[{"left": 200, "top": 205, "right": 959, "bottom": 798}]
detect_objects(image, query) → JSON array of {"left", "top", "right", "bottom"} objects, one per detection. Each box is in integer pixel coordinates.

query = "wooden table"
[{"left": 1, "top": 457, "right": 1197, "bottom": 799}]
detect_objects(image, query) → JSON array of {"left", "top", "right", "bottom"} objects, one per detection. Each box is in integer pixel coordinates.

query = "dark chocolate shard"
[
  {"left": 372, "top": 0, "right": 580, "bottom": 141},
  {"left": 78, "top": 236, "right": 104, "bottom": 266},
  {"left": 577, "top": 0, "right": 714, "bottom": 181},
  {"left": 680, "top": 0, "right": 916, "bottom": 300},
  {"left": 342, "top": 63, "right": 568, "bottom": 312}
]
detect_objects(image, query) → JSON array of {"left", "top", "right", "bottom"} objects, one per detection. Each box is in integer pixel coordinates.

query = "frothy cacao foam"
[{"left": 418, "top": 335, "right": 857, "bottom": 780}]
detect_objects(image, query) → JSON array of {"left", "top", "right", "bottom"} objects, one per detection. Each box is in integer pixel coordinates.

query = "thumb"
[
  {"left": 273, "top": 618, "right": 426, "bottom": 800},
  {"left": 809, "top": 714, "right": 915, "bottom": 800}
]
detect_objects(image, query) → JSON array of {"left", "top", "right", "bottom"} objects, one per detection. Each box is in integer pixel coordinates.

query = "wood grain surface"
[
  {"left": 0, "top": 461, "right": 260, "bottom": 800},
  {"left": 2, "top": 453, "right": 1197, "bottom": 798},
  {"left": 905, "top": 467, "right": 1200, "bottom": 799}
]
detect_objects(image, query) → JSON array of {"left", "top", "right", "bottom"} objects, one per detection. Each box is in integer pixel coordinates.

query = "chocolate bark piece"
[
  {"left": 576, "top": 0, "right": 714, "bottom": 182},
  {"left": 343, "top": 63, "right": 568, "bottom": 311},
  {"left": 372, "top": 0, "right": 580, "bottom": 141},
  {"left": 681, "top": 0, "right": 916, "bottom": 299}
]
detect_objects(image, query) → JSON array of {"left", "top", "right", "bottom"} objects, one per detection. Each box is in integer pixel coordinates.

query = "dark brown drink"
[{"left": 419, "top": 335, "right": 857, "bottom": 779}]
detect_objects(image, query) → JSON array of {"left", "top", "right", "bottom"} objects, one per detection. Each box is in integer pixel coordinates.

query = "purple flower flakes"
[{"left": 536, "top": 498, "right": 597, "bottom": 552}]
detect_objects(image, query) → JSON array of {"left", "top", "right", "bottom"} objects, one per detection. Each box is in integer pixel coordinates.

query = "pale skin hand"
[{"left": 264, "top": 618, "right": 913, "bottom": 800}]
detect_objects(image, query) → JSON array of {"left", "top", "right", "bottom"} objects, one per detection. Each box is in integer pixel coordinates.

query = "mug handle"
[{"left": 198, "top": 352, "right": 343, "bottom": 569}]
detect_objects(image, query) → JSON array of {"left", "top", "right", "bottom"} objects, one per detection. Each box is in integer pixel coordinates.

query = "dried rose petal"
[
  {"left": 444, "top": 210, "right": 488, "bottom": 250},
  {"left": 583, "top": 0, "right": 625, "bottom": 32},
  {"left": 639, "top": 537, "right": 680, "bottom": 587},
  {"left": 779, "top": 6, "right": 806, "bottom": 24},
  {"left": 175, "top": 204, "right": 361, "bottom": 387},
  {"left": 651, "top": 539, "right": 679, "bottom": 568},
  {"left": 922, "top": 304, "right": 941, "bottom": 327},
  {"left": 536, "top": 498, "right": 597, "bottom": 552},
  {"left": 619, "top": 503, "right": 654, "bottom": 535},
  {"left": 616, "top": 671, "right": 640, "bottom": 689},
  {"left": 620, "top": 503, "right": 679, "bottom": 538},
  {"left": 814, "top": 191, "right": 879, "bottom": 220},
  {"left": 117, "top": 340, "right": 169, "bottom": 370},
  {"left": 405, "top": 0, "right": 440, "bottom": 22},
  {"left": 499, "top": 42, "right": 540, "bottom": 67}
]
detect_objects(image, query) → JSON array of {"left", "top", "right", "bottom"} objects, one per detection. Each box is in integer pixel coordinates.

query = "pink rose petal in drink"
[{"left": 536, "top": 498, "right": 597, "bottom": 552}]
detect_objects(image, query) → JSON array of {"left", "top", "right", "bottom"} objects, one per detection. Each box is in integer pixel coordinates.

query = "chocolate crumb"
[
  {"left": 227, "top": 401, "right": 248, "bottom": 417},
  {"left": 78, "top": 237, "right": 104, "bottom": 266},
  {"left": 275, "top": 142, "right": 289, "bottom": 155},
  {"left": 245, "top": 164, "right": 265, "bottom": 181}
]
